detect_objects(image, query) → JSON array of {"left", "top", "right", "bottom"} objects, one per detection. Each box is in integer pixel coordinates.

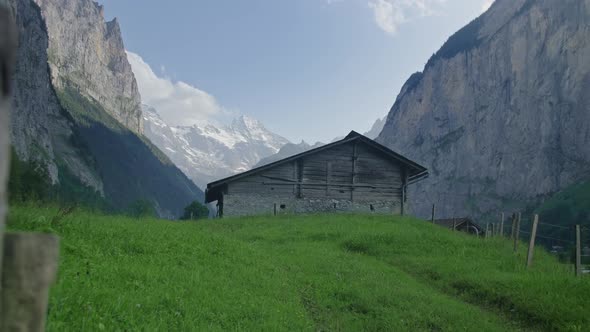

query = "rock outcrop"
[
  {"left": 36, "top": 0, "right": 142, "bottom": 134},
  {"left": 9, "top": 0, "right": 102, "bottom": 190},
  {"left": 8, "top": 0, "right": 203, "bottom": 217},
  {"left": 377, "top": 0, "right": 590, "bottom": 220},
  {"left": 364, "top": 117, "right": 386, "bottom": 140}
]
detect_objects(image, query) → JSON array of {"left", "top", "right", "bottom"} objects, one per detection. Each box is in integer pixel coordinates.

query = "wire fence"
[
  {"left": 412, "top": 193, "right": 590, "bottom": 275},
  {"left": 538, "top": 222, "right": 570, "bottom": 230},
  {"left": 426, "top": 203, "right": 589, "bottom": 276},
  {"left": 519, "top": 229, "right": 574, "bottom": 245},
  {"left": 488, "top": 214, "right": 590, "bottom": 275}
]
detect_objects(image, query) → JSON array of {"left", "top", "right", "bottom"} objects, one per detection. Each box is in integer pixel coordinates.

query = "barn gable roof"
[{"left": 205, "top": 131, "right": 428, "bottom": 203}]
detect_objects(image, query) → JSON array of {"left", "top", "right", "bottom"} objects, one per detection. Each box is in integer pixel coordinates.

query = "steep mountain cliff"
[
  {"left": 364, "top": 117, "right": 386, "bottom": 140},
  {"left": 8, "top": 0, "right": 203, "bottom": 217},
  {"left": 9, "top": 0, "right": 102, "bottom": 190},
  {"left": 37, "top": 0, "right": 142, "bottom": 133},
  {"left": 143, "top": 105, "right": 289, "bottom": 187},
  {"left": 377, "top": 0, "right": 590, "bottom": 220}
]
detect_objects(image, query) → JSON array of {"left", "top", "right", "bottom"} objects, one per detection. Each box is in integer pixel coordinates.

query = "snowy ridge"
[
  {"left": 143, "top": 105, "right": 289, "bottom": 188},
  {"left": 255, "top": 117, "right": 386, "bottom": 167}
]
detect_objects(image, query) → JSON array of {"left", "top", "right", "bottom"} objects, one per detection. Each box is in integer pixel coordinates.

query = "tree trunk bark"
[
  {"left": 1, "top": 233, "right": 59, "bottom": 331},
  {"left": 0, "top": 2, "right": 18, "bottom": 303}
]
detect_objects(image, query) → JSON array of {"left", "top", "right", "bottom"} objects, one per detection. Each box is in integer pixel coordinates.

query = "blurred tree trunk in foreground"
[{"left": 0, "top": 4, "right": 60, "bottom": 331}]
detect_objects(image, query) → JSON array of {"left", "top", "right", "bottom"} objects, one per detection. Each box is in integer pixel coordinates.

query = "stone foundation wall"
[{"left": 222, "top": 194, "right": 401, "bottom": 217}]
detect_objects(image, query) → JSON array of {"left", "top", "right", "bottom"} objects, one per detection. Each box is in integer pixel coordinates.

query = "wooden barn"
[{"left": 205, "top": 131, "right": 428, "bottom": 217}]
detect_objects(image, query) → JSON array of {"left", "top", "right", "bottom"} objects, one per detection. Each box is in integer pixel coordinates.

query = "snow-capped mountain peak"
[
  {"left": 231, "top": 114, "right": 261, "bottom": 131},
  {"left": 228, "top": 115, "right": 283, "bottom": 149},
  {"left": 142, "top": 105, "right": 290, "bottom": 188}
]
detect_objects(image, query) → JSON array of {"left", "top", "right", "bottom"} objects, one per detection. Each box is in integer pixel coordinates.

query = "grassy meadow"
[{"left": 7, "top": 205, "right": 590, "bottom": 331}]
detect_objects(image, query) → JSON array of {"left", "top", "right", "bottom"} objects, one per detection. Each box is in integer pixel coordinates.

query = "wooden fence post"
[
  {"left": 513, "top": 213, "right": 521, "bottom": 252},
  {"left": 273, "top": 203, "right": 277, "bottom": 216},
  {"left": 576, "top": 225, "right": 582, "bottom": 277},
  {"left": 431, "top": 204, "right": 435, "bottom": 224},
  {"left": 485, "top": 223, "right": 490, "bottom": 239},
  {"left": 510, "top": 213, "right": 515, "bottom": 240},
  {"left": 526, "top": 214, "right": 539, "bottom": 268},
  {"left": 500, "top": 213, "right": 505, "bottom": 237},
  {"left": 452, "top": 219, "right": 456, "bottom": 232}
]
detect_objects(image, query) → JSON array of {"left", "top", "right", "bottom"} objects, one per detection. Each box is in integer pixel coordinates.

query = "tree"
[
  {"left": 181, "top": 201, "right": 209, "bottom": 220},
  {"left": 8, "top": 147, "right": 51, "bottom": 203},
  {"left": 127, "top": 200, "right": 157, "bottom": 218}
]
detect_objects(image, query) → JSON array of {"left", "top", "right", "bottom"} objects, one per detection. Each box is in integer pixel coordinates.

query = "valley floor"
[{"left": 7, "top": 206, "right": 590, "bottom": 331}]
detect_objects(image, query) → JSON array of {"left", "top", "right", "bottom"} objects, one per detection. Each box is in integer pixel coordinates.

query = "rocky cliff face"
[
  {"left": 143, "top": 105, "right": 289, "bottom": 187},
  {"left": 377, "top": 0, "right": 590, "bottom": 220},
  {"left": 364, "top": 117, "right": 386, "bottom": 140},
  {"left": 9, "top": 0, "right": 103, "bottom": 190},
  {"left": 8, "top": 0, "right": 202, "bottom": 217},
  {"left": 35, "top": 0, "right": 142, "bottom": 133}
]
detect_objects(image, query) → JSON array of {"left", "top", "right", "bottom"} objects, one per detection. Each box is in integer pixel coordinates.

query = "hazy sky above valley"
[{"left": 100, "top": 0, "right": 494, "bottom": 143}]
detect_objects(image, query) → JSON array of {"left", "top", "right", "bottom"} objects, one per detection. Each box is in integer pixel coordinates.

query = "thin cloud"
[
  {"left": 367, "top": 0, "right": 446, "bottom": 35},
  {"left": 368, "top": 0, "right": 401, "bottom": 34},
  {"left": 127, "top": 51, "right": 224, "bottom": 126}
]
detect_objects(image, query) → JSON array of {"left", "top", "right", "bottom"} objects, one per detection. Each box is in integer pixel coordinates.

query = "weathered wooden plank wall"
[
  {"left": 229, "top": 162, "right": 297, "bottom": 195},
  {"left": 302, "top": 143, "right": 353, "bottom": 199},
  {"left": 227, "top": 141, "right": 404, "bottom": 204},
  {"left": 354, "top": 144, "right": 403, "bottom": 201}
]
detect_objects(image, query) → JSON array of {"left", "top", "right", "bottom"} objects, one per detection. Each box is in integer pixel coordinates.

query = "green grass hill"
[{"left": 7, "top": 205, "right": 590, "bottom": 331}]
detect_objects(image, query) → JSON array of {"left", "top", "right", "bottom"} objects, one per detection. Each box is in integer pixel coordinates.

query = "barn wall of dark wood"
[
  {"left": 227, "top": 162, "right": 297, "bottom": 197},
  {"left": 223, "top": 140, "right": 406, "bottom": 217},
  {"left": 301, "top": 143, "right": 353, "bottom": 199}
]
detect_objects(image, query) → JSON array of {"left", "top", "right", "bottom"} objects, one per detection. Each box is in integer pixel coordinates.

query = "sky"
[{"left": 100, "top": 0, "right": 494, "bottom": 143}]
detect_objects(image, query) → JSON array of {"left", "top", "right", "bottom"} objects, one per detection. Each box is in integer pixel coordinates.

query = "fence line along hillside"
[
  {"left": 409, "top": 186, "right": 589, "bottom": 272},
  {"left": 421, "top": 189, "right": 590, "bottom": 276}
]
